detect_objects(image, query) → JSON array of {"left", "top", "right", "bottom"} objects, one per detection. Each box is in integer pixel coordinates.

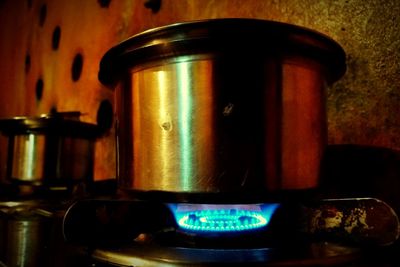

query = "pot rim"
[
  {"left": 0, "top": 112, "right": 101, "bottom": 138},
  {"left": 98, "top": 18, "right": 346, "bottom": 85}
]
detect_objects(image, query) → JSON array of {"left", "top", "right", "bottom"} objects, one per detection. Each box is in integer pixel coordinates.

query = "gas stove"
[{"left": 62, "top": 196, "right": 399, "bottom": 267}]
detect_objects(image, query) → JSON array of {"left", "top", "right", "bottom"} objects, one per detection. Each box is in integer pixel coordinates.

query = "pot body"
[
  {"left": 9, "top": 134, "right": 94, "bottom": 185},
  {"left": 100, "top": 19, "right": 346, "bottom": 196},
  {"left": 116, "top": 55, "right": 327, "bottom": 193}
]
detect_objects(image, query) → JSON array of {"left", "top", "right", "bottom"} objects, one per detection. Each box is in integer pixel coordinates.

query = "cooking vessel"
[
  {"left": 98, "top": 19, "right": 346, "bottom": 200},
  {"left": 0, "top": 200, "right": 80, "bottom": 267},
  {"left": 0, "top": 112, "right": 100, "bottom": 188}
]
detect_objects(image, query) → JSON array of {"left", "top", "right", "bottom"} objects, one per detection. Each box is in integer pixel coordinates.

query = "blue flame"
[{"left": 167, "top": 203, "right": 279, "bottom": 233}]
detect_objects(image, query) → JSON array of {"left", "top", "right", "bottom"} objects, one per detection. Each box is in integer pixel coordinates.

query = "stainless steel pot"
[
  {"left": 0, "top": 112, "right": 100, "bottom": 188},
  {"left": 0, "top": 200, "right": 82, "bottom": 267},
  {"left": 99, "top": 19, "right": 346, "bottom": 199}
]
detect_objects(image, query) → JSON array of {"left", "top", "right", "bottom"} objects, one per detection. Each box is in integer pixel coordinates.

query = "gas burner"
[
  {"left": 61, "top": 198, "right": 399, "bottom": 266},
  {"left": 168, "top": 203, "right": 280, "bottom": 233},
  {"left": 63, "top": 197, "right": 399, "bottom": 248}
]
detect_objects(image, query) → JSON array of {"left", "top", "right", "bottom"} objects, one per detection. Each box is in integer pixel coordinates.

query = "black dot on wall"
[
  {"left": 71, "top": 53, "right": 83, "bottom": 82},
  {"left": 52, "top": 26, "right": 61, "bottom": 50},
  {"left": 97, "top": 99, "right": 113, "bottom": 130},
  {"left": 27, "top": 0, "right": 32, "bottom": 9},
  {"left": 144, "top": 0, "right": 161, "bottom": 13},
  {"left": 50, "top": 106, "right": 58, "bottom": 114},
  {"left": 25, "top": 54, "right": 31, "bottom": 73},
  {"left": 39, "top": 4, "right": 47, "bottom": 27},
  {"left": 98, "top": 0, "right": 111, "bottom": 8},
  {"left": 36, "top": 78, "right": 44, "bottom": 101}
]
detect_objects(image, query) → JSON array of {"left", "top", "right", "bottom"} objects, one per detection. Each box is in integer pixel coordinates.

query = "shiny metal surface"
[
  {"left": 10, "top": 134, "right": 94, "bottom": 185},
  {"left": 0, "top": 112, "right": 100, "bottom": 186},
  {"left": 116, "top": 55, "right": 327, "bottom": 193},
  {"left": 101, "top": 19, "right": 346, "bottom": 195},
  {"left": 11, "top": 135, "right": 45, "bottom": 182},
  {"left": 91, "top": 242, "right": 360, "bottom": 267},
  {"left": 6, "top": 219, "right": 45, "bottom": 266},
  {"left": 0, "top": 200, "right": 87, "bottom": 267},
  {"left": 0, "top": 201, "right": 57, "bottom": 267}
]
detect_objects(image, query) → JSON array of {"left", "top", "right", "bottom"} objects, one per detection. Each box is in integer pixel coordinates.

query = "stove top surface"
[{"left": 90, "top": 242, "right": 361, "bottom": 267}]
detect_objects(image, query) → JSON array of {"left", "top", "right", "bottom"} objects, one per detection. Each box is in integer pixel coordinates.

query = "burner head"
[{"left": 168, "top": 203, "right": 279, "bottom": 233}]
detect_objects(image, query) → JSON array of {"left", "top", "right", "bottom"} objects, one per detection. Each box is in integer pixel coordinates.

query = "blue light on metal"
[{"left": 168, "top": 203, "right": 280, "bottom": 233}]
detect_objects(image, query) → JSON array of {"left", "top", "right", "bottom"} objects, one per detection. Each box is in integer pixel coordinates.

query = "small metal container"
[
  {"left": 99, "top": 19, "right": 346, "bottom": 199},
  {"left": 0, "top": 112, "right": 101, "bottom": 188},
  {"left": 0, "top": 201, "right": 56, "bottom": 266},
  {"left": 0, "top": 200, "right": 83, "bottom": 267}
]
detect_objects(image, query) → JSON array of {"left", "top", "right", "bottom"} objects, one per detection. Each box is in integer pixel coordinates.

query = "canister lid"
[
  {"left": 99, "top": 18, "right": 346, "bottom": 85},
  {"left": 0, "top": 112, "right": 101, "bottom": 138},
  {"left": 0, "top": 200, "right": 54, "bottom": 219}
]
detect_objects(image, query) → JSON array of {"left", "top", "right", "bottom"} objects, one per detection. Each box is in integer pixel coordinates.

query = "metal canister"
[
  {"left": 0, "top": 201, "right": 58, "bottom": 267},
  {"left": 0, "top": 112, "right": 101, "bottom": 189}
]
